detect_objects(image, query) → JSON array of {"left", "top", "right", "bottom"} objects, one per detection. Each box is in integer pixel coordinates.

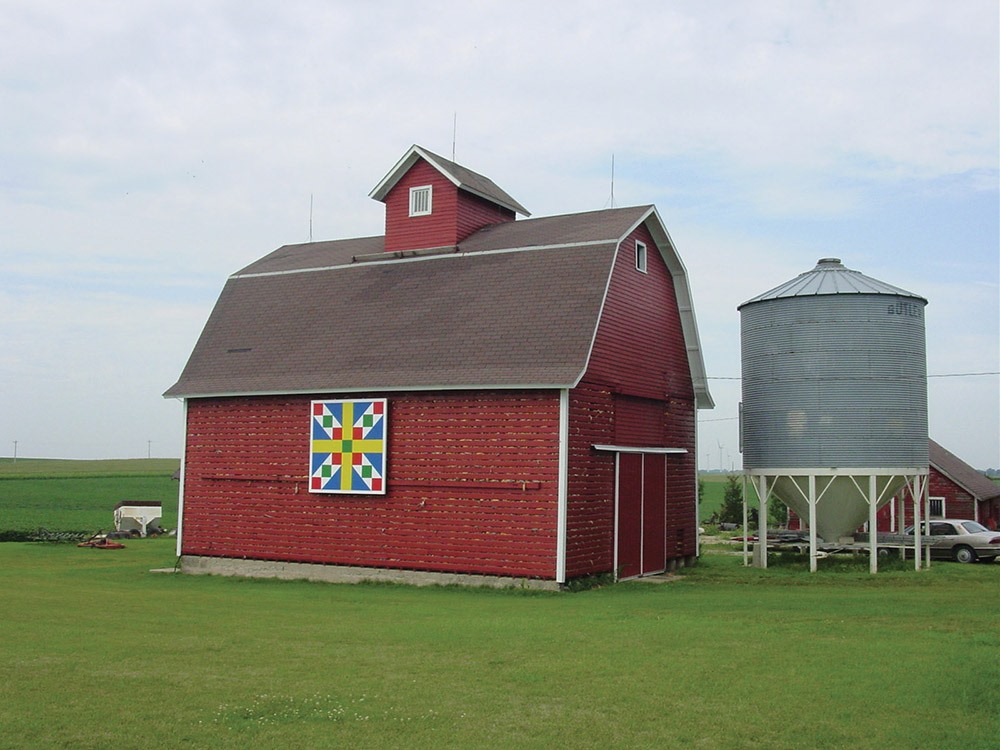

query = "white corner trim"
[
  {"left": 175, "top": 399, "right": 188, "bottom": 558},
  {"left": 556, "top": 388, "right": 569, "bottom": 584}
]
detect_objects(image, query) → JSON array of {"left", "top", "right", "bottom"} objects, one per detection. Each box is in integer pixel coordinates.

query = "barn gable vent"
[{"left": 409, "top": 185, "right": 432, "bottom": 216}]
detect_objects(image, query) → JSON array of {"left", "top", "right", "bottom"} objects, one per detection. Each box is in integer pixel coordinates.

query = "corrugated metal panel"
[{"left": 741, "top": 291, "right": 928, "bottom": 469}]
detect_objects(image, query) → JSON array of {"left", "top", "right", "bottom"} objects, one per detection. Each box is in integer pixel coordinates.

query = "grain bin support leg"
[
  {"left": 896, "top": 492, "right": 905, "bottom": 559},
  {"left": 913, "top": 478, "right": 922, "bottom": 571},
  {"left": 808, "top": 475, "right": 818, "bottom": 573},
  {"left": 742, "top": 474, "right": 750, "bottom": 567},
  {"left": 759, "top": 482, "right": 768, "bottom": 570},
  {"left": 920, "top": 474, "right": 931, "bottom": 570},
  {"left": 869, "top": 475, "right": 878, "bottom": 575}
]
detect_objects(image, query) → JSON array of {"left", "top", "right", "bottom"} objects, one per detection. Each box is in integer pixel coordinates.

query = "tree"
[
  {"left": 768, "top": 497, "right": 789, "bottom": 528},
  {"left": 718, "top": 474, "right": 763, "bottom": 527},
  {"left": 719, "top": 475, "right": 743, "bottom": 525}
]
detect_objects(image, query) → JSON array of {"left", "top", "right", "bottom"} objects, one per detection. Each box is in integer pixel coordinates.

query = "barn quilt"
[{"left": 310, "top": 399, "right": 387, "bottom": 493}]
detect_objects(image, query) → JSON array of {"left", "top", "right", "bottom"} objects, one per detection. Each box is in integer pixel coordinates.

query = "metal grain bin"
[{"left": 738, "top": 258, "right": 928, "bottom": 541}]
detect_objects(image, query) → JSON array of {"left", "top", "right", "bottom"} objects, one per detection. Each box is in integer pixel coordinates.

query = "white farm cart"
[{"left": 113, "top": 501, "right": 163, "bottom": 537}]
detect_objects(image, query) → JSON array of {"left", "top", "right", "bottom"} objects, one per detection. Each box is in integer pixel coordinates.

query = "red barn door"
[{"left": 615, "top": 452, "right": 667, "bottom": 579}]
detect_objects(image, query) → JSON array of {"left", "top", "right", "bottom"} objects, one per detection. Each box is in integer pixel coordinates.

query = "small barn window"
[
  {"left": 635, "top": 240, "right": 647, "bottom": 273},
  {"left": 409, "top": 185, "right": 432, "bottom": 216},
  {"left": 928, "top": 497, "right": 945, "bottom": 518}
]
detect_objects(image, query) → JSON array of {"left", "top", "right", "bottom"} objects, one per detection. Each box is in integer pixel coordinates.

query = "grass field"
[
  {"left": 2, "top": 462, "right": 997, "bottom": 748},
  {"left": 0, "top": 459, "right": 180, "bottom": 533},
  {"left": 1, "top": 540, "right": 997, "bottom": 749},
  {"left": 699, "top": 472, "right": 730, "bottom": 521}
]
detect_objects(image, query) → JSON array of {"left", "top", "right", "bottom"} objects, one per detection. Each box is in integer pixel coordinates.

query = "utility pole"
[
  {"left": 12, "top": 440, "right": 17, "bottom": 463},
  {"left": 147, "top": 440, "right": 152, "bottom": 459}
]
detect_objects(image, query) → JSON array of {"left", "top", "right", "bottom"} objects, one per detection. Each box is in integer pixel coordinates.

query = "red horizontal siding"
[
  {"left": 563, "top": 225, "right": 699, "bottom": 577},
  {"left": 586, "top": 225, "right": 695, "bottom": 403},
  {"left": 182, "top": 390, "right": 561, "bottom": 578},
  {"left": 382, "top": 159, "right": 514, "bottom": 252},
  {"left": 563, "top": 382, "right": 697, "bottom": 578},
  {"left": 456, "top": 191, "right": 515, "bottom": 242},
  {"left": 565, "top": 382, "right": 616, "bottom": 577},
  {"left": 384, "top": 161, "right": 459, "bottom": 252}
]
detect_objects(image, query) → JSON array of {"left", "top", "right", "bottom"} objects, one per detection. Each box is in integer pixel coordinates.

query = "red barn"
[
  {"left": 877, "top": 440, "right": 1000, "bottom": 531},
  {"left": 164, "top": 145, "right": 714, "bottom": 588}
]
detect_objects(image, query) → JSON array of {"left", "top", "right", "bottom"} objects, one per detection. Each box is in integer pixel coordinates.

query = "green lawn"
[
  {"left": 1, "top": 461, "right": 997, "bottom": 748},
  {"left": 0, "top": 540, "right": 996, "bottom": 750}
]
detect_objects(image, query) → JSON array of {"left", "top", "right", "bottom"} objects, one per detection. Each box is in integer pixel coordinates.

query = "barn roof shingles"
[
  {"left": 164, "top": 208, "right": 654, "bottom": 397},
  {"left": 165, "top": 203, "right": 713, "bottom": 404}
]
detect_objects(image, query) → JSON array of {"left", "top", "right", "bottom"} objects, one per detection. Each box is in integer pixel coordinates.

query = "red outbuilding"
[
  {"left": 164, "top": 145, "right": 714, "bottom": 588},
  {"left": 876, "top": 439, "right": 1000, "bottom": 531}
]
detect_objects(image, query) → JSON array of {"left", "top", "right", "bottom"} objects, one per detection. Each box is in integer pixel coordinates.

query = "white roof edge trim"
[
  {"left": 163, "top": 382, "right": 572, "bottom": 400},
  {"left": 456, "top": 184, "right": 531, "bottom": 217},
  {"left": 593, "top": 445, "right": 689, "bottom": 454},
  {"left": 410, "top": 146, "right": 463, "bottom": 189},
  {"left": 369, "top": 145, "right": 459, "bottom": 201},
  {"left": 417, "top": 146, "right": 530, "bottom": 216},
  {"left": 369, "top": 146, "right": 417, "bottom": 199},
  {"left": 569, "top": 242, "right": 620, "bottom": 389},
  {"left": 640, "top": 206, "right": 715, "bottom": 410},
  {"left": 230, "top": 240, "right": 617, "bottom": 279}
]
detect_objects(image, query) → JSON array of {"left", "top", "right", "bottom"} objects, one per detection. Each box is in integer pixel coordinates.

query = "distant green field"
[
  {"left": 699, "top": 472, "right": 731, "bottom": 521},
  {"left": 0, "top": 457, "right": 179, "bottom": 478},
  {"left": 0, "top": 459, "right": 180, "bottom": 533}
]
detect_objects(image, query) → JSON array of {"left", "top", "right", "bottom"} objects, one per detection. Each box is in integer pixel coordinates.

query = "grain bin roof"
[{"left": 738, "top": 258, "right": 927, "bottom": 309}]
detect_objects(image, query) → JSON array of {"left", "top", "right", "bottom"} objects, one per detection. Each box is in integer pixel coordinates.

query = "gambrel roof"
[{"left": 164, "top": 205, "right": 713, "bottom": 408}]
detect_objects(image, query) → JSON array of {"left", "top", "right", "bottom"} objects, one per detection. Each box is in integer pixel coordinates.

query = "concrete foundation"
[{"left": 179, "top": 555, "right": 562, "bottom": 591}]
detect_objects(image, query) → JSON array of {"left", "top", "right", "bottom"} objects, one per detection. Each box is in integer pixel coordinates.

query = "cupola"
[{"left": 369, "top": 145, "right": 530, "bottom": 253}]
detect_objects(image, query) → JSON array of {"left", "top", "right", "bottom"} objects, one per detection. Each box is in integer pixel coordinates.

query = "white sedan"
[{"left": 904, "top": 519, "right": 1000, "bottom": 563}]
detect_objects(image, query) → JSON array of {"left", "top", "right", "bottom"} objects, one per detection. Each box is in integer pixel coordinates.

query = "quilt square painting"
[{"left": 310, "top": 399, "right": 387, "bottom": 493}]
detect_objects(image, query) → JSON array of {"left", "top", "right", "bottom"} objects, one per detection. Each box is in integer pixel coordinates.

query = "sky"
[{"left": 2, "top": 1, "right": 998, "bottom": 470}]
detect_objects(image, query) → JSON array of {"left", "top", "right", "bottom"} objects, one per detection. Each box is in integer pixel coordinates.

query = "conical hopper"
[{"left": 768, "top": 474, "right": 908, "bottom": 543}]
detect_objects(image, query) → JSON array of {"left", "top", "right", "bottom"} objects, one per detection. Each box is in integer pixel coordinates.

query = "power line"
[{"left": 707, "top": 372, "right": 998, "bottom": 381}]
